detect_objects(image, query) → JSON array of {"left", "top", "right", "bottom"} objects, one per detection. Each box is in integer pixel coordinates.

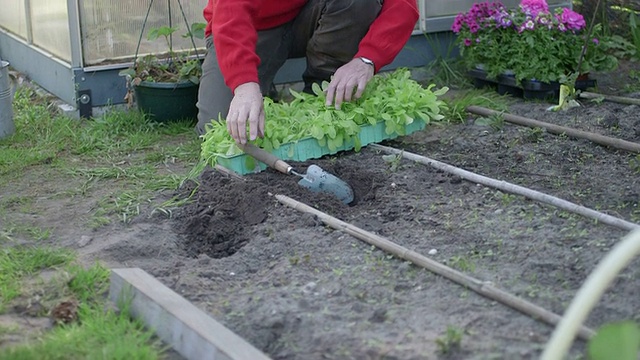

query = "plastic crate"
[
  {"left": 217, "top": 118, "right": 427, "bottom": 175},
  {"left": 468, "top": 68, "right": 596, "bottom": 100}
]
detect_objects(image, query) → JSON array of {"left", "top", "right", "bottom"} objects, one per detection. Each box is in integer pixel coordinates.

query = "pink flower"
[
  {"left": 592, "top": 38, "right": 599, "bottom": 45},
  {"left": 558, "top": 8, "right": 585, "bottom": 31},
  {"left": 464, "top": 38, "right": 472, "bottom": 46},
  {"left": 519, "top": 0, "right": 549, "bottom": 17}
]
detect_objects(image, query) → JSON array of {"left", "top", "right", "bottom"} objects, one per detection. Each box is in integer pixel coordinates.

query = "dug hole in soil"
[{"left": 92, "top": 64, "right": 639, "bottom": 359}]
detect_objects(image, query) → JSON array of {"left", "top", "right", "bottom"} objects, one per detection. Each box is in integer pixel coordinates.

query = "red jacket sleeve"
[
  {"left": 209, "top": 0, "right": 263, "bottom": 92},
  {"left": 355, "top": 0, "right": 419, "bottom": 72}
]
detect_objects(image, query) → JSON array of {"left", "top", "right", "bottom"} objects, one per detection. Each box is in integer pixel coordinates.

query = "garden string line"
[
  {"left": 275, "top": 194, "right": 595, "bottom": 341},
  {"left": 466, "top": 106, "right": 640, "bottom": 154},
  {"left": 369, "top": 144, "right": 640, "bottom": 232}
]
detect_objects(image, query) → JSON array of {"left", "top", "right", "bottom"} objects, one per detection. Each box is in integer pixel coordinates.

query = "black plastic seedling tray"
[{"left": 468, "top": 68, "right": 597, "bottom": 101}]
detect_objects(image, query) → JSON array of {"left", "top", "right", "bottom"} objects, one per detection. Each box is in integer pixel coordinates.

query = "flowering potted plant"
[{"left": 452, "top": 0, "right": 618, "bottom": 85}]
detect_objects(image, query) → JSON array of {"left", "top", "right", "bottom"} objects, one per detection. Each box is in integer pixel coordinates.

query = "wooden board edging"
[{"left": 109, "top": 268, "right": 271, "bottom": 360}]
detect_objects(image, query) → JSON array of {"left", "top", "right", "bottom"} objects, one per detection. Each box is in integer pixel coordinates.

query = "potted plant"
[
  {"left": 120, "top": 23, "right": 205, "bottom": 123},
  {"left": 451, "top": 0, "right": 618, "bottom": 86}
]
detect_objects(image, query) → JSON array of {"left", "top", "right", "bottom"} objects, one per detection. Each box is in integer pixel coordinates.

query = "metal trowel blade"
[{"left": 297, "top": 165, "right": 354, "bottom": 204}]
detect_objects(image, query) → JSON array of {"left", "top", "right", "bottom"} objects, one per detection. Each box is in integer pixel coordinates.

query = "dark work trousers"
[{"left": 195, "top": 0, "right": 383, "bottom": 135}]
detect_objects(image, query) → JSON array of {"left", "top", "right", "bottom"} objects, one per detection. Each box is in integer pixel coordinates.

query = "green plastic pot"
[{"left": 134, "top": 81, "right": 199, "bottom": 123}]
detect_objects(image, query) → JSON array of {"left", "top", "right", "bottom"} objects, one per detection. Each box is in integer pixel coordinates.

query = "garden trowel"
[{"left": 238, "top": 143, "right": 354, "bottom": 204}]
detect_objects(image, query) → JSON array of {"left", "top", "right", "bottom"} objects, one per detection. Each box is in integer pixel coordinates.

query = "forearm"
[{"left": 210, "top": 0, "right": 262, "bottom": 91}]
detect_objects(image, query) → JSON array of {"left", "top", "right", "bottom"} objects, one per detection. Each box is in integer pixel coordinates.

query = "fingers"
[
  {"left": 325, "top": 84, "right": 336, "bottom": 108},
  {"left": 226, "top": 82, "right": 263, "bottom": 144},
  {"left": 227, "top": 108, "right": 248, "bottom": 144},
  {"left": 326, "top": 58, "right": 374, "bottom": 110},
  {"left": 248, "top": 103, "right": 263, "bottom": 142},
  {"left": 353, "top": 78, "right": 368, "bottom": 100},
  {"left": 258, "top": 107, "right": 265, "bottom": 138},
  {"left": 327, "top": 78, "right": 358, "bottom": 110}
]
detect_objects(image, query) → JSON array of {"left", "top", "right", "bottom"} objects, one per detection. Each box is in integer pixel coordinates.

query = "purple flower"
[
  {"left": 464, "top": 38, "right": 472, "bottom": 46},
  {"left": 452, "top": 13, "right": 465, "bottom": 33},
  {"left": 519, "top": 18, "right": 536, "bottom": 32},
  {"left": 493, "top": 10, "right": 513, "bottom": 28},
  {"left": 519, "top": 0, "right": 549, "bottom": 17},
  {"left": 558, "top": 8, "right": 585, "bottom": 31},
  {"left": 592, "top": 38, "right": 599, "bottom": 45}
]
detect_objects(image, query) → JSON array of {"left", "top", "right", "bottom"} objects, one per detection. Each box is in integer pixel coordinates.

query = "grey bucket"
[{"left": 0, "top": 60, "right": 15, "bottom": 139}]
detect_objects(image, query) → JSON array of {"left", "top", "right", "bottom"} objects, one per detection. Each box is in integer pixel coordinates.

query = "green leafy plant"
[
  {"left": 629, "top": 11, "right": 640, "bottom": 58},
  {"left": 452, "top": 0, "right": 618, "bottom": 84},
  {"left": 587, "top": 321, "right": 640, "bottom": 360},
  {"left": 119, "top": 24, "right": 205, "bottom": 85},
  {"left": 199, "top": 68, "right": 448, "bottom": 168},
  {"left": 435, "top": 325, "right": 464, "bottom": 354}
]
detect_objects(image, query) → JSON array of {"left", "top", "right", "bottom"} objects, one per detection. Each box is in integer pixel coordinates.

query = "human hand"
[
  {"left": 226, "top": 82, "right": 265, "bottom": 144},
  {"left": 325, "top": 58, "right": 374, "bottom": 110}
]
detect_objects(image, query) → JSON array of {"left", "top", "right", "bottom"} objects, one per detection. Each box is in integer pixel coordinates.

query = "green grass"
[
  {"left": 0, "top": 86, "right": 194, "bottom": 357},
  {"left": 0, "top": 87, "right": 200, "bottom": 227},
  {"left": 0, "top": 303, "right": 163, "bottom": 360},
  {"left": 0, "top": 246, "right": 165, "bottom": 359},
  {"left": 0, "top": 246, "right": 74, "bottom": 311},
  {"left": 443, "top": 89, "right": 512, "bottom": 123}
]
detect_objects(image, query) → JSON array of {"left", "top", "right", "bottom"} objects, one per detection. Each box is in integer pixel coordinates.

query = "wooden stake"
[
  {"left": 369, "top": 144, "right": 640, "bottom": 232},
  {"left": 579, "top": 91, "right": 640, "bottom": 106},
  {"left": 275, "top": 194, "right": 596, "bottom": 341},
  {"left": 466, "top": 105, "right": 640, "bottom": 153}
]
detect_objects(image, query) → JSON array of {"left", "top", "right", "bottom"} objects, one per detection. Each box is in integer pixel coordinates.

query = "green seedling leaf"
[
  {"left": 184, "top": 22, "right": 206, "bottom": 40},
  {"left": 312, "top": 82, "right": 323, "bottom": 97},
  {"left": 474, "top": 117, "right": 493, "bottom": 127},
  {"left": 588, "top": 321, "right": 640, "bottom": 360},
  {"left": 118, "top": 69, "right": 136, "bottom": 78},
  {"left": 148, "top": 26, "right": 178, "bottom": 41},
  {"left": 382, "top": 154, "right": 400, "bottom": 163}
]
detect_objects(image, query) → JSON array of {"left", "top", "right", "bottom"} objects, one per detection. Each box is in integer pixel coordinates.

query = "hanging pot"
[{"left": 133, "top": 80, "right": 199, "bottom": 123}]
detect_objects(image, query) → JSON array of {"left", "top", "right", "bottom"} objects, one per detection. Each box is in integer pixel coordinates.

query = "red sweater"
[{"left": 204, "top": 0, "right": 419, "bottom": 92}]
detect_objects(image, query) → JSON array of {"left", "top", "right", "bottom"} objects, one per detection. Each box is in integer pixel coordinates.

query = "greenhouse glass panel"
[
  {"left": 30, "top": 0, "right": 71, "bottom": 62},
  {"left": 79, "top": 0, "right": 206, "bottom": 66},
  {"left": 0, "top": 1, "right": 28, "bottom": 39}
]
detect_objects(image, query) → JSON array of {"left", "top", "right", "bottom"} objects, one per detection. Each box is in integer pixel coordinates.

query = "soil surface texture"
[
  {"left": 165, "top": 65, "right": 639, "bottom": 358},
  {"left": 5, "top": 61, "right": 640, "bottom": 360}
]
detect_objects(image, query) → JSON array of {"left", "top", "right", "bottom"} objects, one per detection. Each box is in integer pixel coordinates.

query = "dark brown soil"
[{"left": 149, "top": 62, "right": 640, "bottom": 359}]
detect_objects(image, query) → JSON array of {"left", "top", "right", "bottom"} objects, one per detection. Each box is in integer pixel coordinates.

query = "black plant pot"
[
  {"left": 468, "top": 68, "right": 597, "bottom": 101},
  {"left": 134, "top": 81, "right": 199, "bottom": 123}
]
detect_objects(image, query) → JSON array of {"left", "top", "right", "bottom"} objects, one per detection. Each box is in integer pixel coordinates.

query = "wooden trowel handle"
[{"left": 238, "top": 143, "right": 292, "bottom": 175}]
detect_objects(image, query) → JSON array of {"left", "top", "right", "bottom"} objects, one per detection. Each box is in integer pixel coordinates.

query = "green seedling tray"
[{"left": 217, "top": 119, "right": 426, "bottom": 175}]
